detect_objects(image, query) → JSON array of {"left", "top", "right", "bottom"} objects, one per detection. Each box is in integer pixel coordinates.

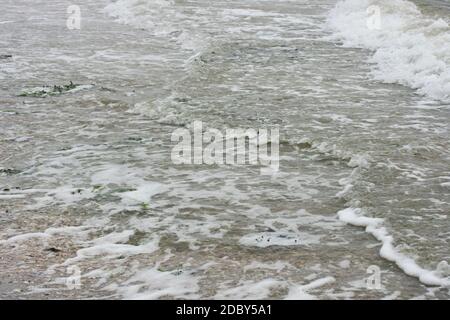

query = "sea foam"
[
  {"left": 327, "top": 0, "right": 450, "bottom": 102},
  {"left": 338, "top": 207, "right": 450, "bottom": 287}
]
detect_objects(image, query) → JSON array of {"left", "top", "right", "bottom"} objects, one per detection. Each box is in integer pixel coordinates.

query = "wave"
[
  {"left": 327, "top": 0, "right": 450, "bottom": 102},
  {"left": 103, "top": 0, "right": 208, "bottom": 51},
  {"left": 319, "top": 140, "right": 450, "bottom": 288},
  {"left": 338, "top": 208, "right": 450, "bottom": 287},
  {"left": 282, "top": 137, "right": 450, "bottom": 288},
  {"left": 104, "top": 0, "right": 175, "bottom": 35}
]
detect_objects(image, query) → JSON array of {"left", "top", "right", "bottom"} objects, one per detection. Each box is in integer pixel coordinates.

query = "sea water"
[{"left": 0, "top": 0, "right": 449, "bottom": 299}]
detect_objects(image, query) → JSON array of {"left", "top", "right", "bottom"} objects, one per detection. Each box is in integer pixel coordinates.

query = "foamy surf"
[
  {"left": 2, "top": 0, "right": 450, "bottom": 300},
  {"left": 103, "top": 0, "right": 175, "bottom": 34},
  {"left": 327, "top": 0, "right": 450, "bottom": 102},
  {"left": 103, "top": 0, "right": 209, "bottom": 52},
  {"left": 338, "top": 208, "right": 450, "bottom": 287}
]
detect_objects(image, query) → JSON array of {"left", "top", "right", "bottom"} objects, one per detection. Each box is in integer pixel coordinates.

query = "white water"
[
  {"left": 327, "top": 0, "right": 450, "bottom": 102},
  {"left": 1, "top": 0, "right": 449, "bottom": 299}
]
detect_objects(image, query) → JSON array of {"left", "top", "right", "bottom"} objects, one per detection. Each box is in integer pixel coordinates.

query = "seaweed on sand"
[{"left": 18, "top": 81, "right": 86, "bottom": 98}]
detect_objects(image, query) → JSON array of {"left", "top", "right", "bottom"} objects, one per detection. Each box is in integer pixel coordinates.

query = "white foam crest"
[
  {"left": 0, "top": 226, "right": 91, "bottom": 245},
  {"left": 327, "top": 0, "right": 450, "bottom": 102},
  {"left": 60, "top": 235, "right": 160, "bottom": 267},
  {"left": 326, "top": 132, "right": 450, "bottom": 288},
  {"left": 338, "top": 207, "right": 450, "bottom": 287},
  {"left": 0, "top": 232, "right": 50, "bottom": 244},
  {"left": 214, "top": 276, "right": 335, "bottom": 300},
  {"left": 313, "top": 141, "right": 371, "bottom": 169},
  {"left": 285, "top": 276, "right": 336, "bottom": 300},
  {"left": 213, "top": 278, "right": 282, "bottom": 300},
  {"left": 108, "top": 266, "right": 201, "bottom": 299}
]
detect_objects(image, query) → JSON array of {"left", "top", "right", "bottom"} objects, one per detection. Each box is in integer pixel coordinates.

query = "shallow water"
[{"left": 0, "top": 0, "right": 449, "bottom": 299}]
